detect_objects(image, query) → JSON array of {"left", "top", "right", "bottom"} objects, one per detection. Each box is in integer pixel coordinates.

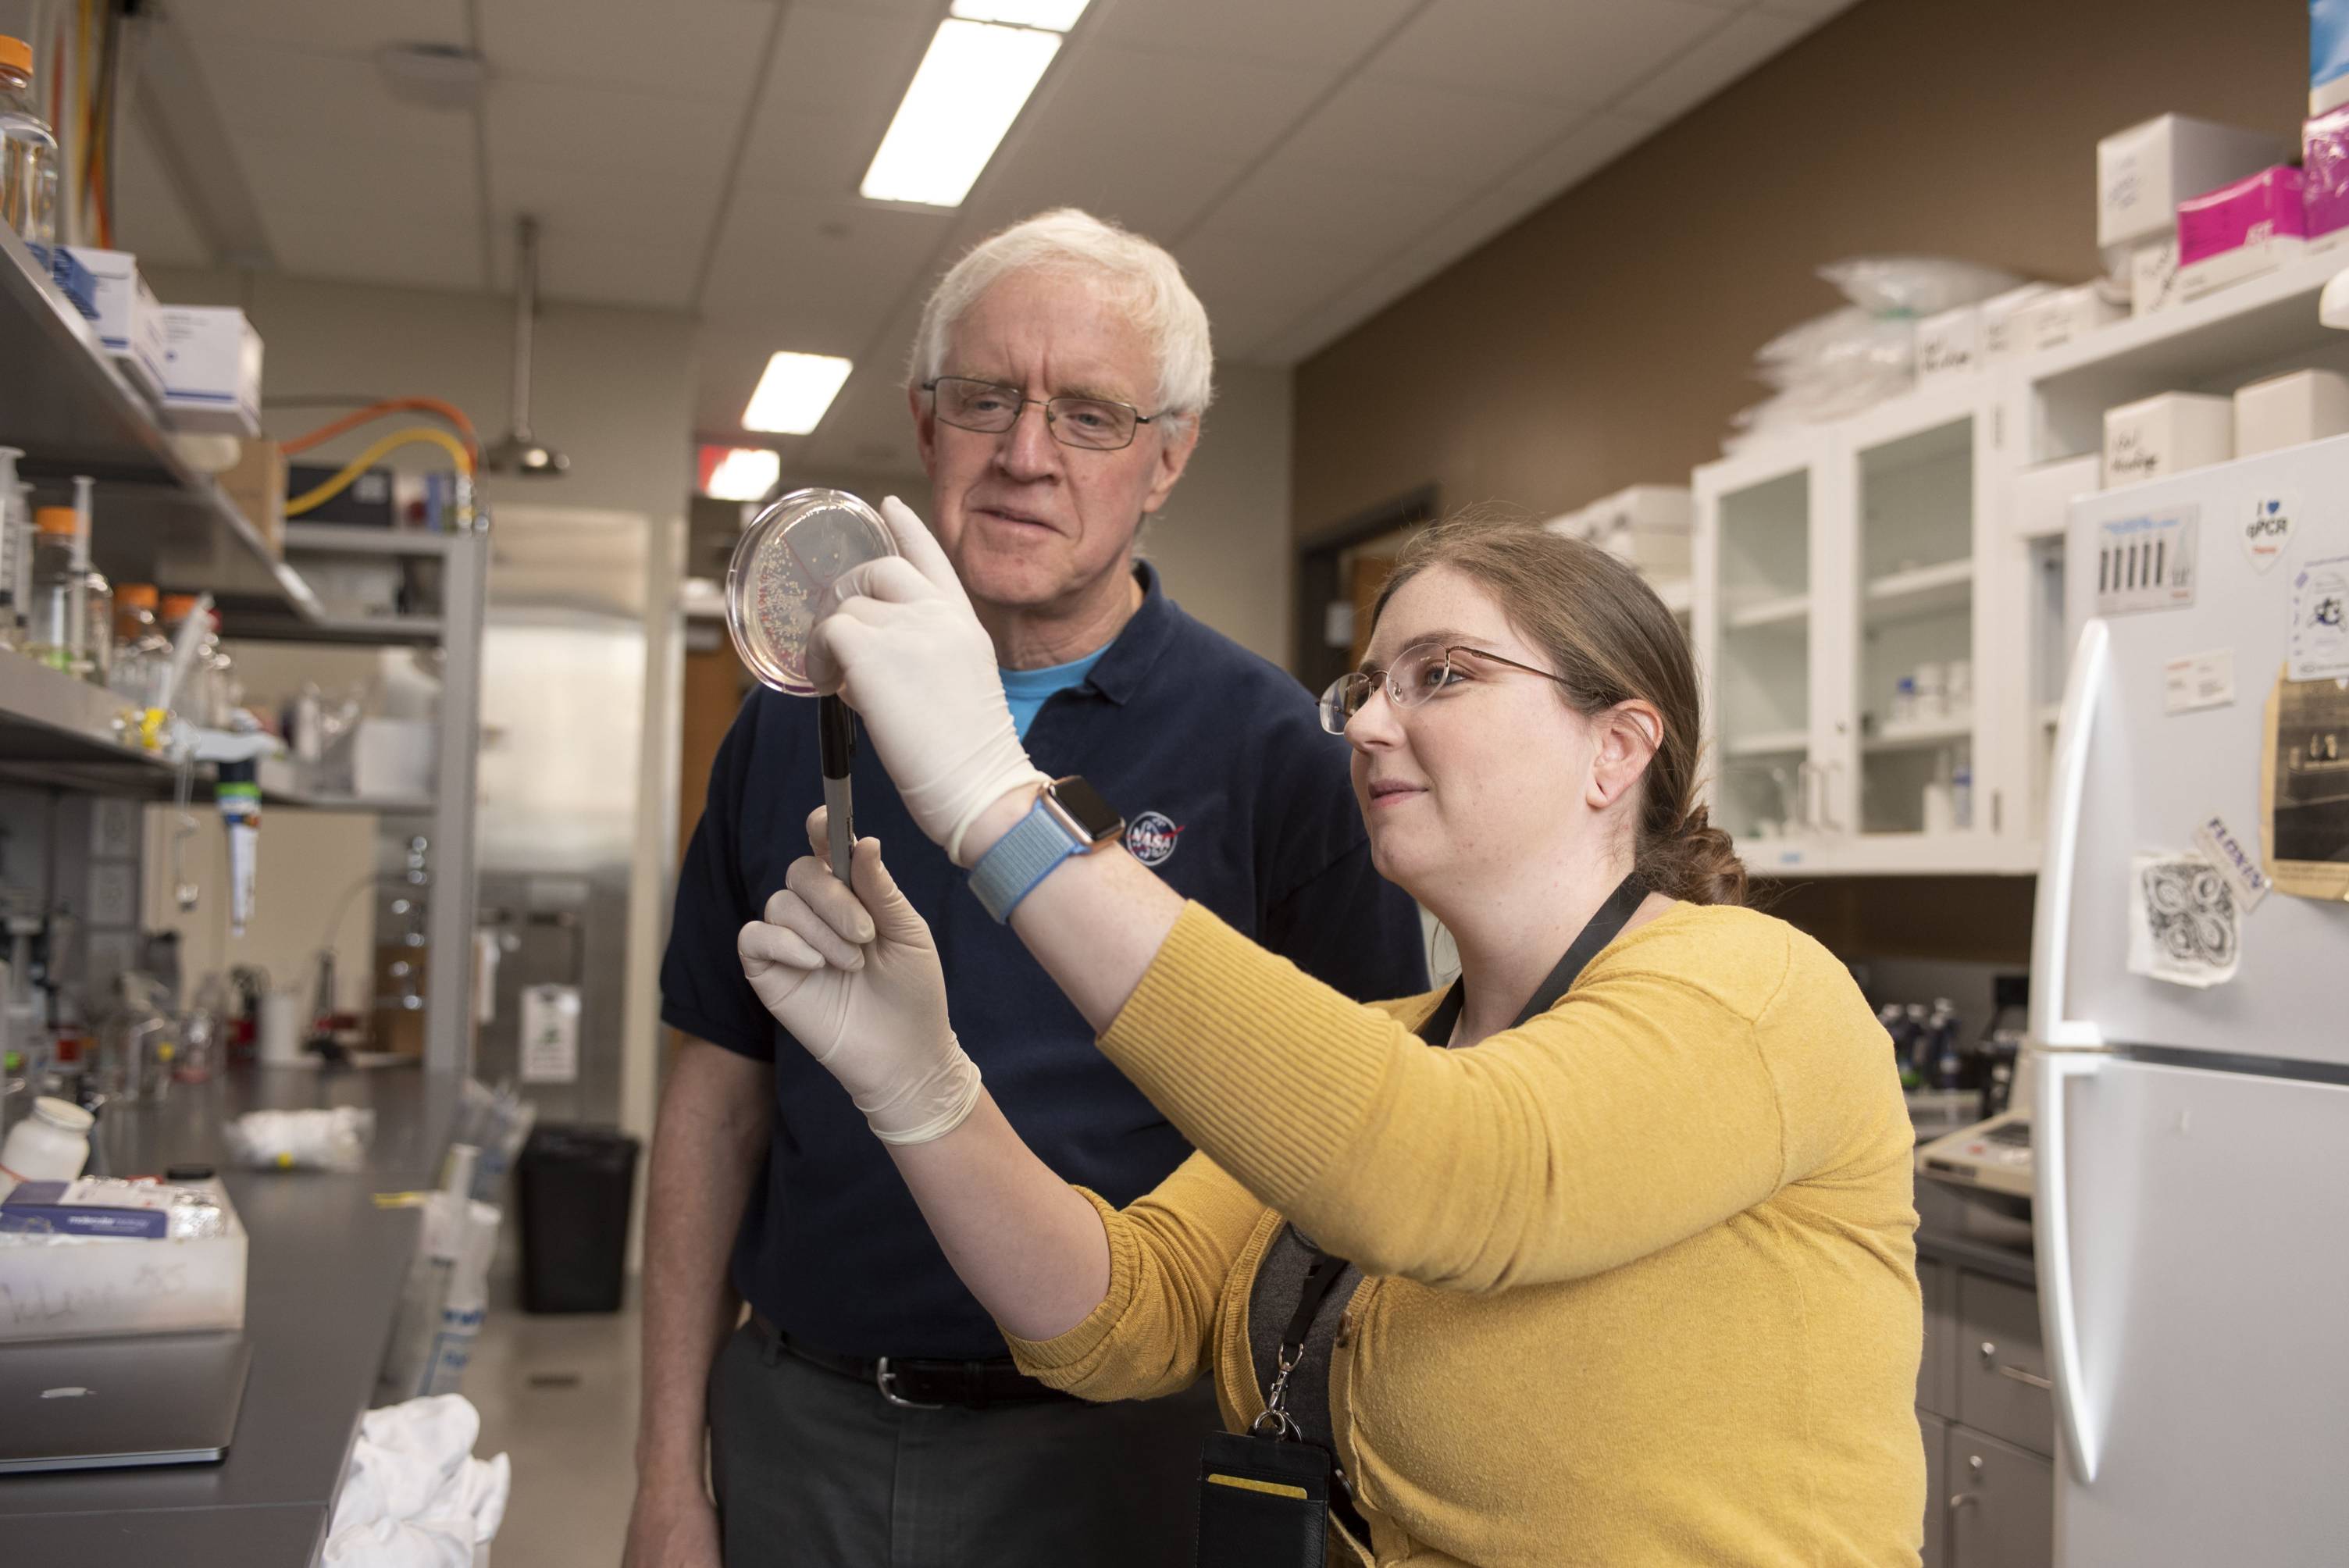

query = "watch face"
[{"left": 1049, "top": 775, "right": 1125, "bottom": 845}]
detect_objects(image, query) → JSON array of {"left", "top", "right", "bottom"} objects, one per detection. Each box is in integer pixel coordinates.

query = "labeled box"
[
  {"left": 219, "top": 437, "right": 287, "bottom": 558},
  {"left": 1980, "top": 283, "right": 2056, "bottom": 362},
  {"left": 2234, "top": 368, "right": 2349, "bottom": 457},
  {"left": 59, "top": 245, "right": 165, "bottom": 399},
  {"left": 2130, "top": 238, "right": 2183, "bottom": 316},
  {"left": 1916, "top": 304, "right": 1982, "bottom": 386},
  {"left": 0, "top": 1181, "right": 245, "bottom": 1341},
  {"left": 2104, "top": 392, "right": 2234, "bottom": 487},
  {"left": 1581, "top": 484, "right": 1691, "bottom": 576},
  {"left": 158, "top": 305, "right": 262, "bottom": 437},
  {"left": 2015, "top": 283, "right": 2126, "bottom": 354},
  {"left": 2098, "top": 114, "right": 2292, "bottom": 256}
]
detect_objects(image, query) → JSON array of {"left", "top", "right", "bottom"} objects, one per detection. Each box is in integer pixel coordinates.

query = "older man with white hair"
[{"left": 627, "top": 209, "right": 1424, "bottom": 1567}]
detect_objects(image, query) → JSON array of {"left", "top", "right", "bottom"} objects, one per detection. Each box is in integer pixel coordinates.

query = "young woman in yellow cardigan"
[{"left": 737, "top": 504, "right": 1925, "bottom": 1566}]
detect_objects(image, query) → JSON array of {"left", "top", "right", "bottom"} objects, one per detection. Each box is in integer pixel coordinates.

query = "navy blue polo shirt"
[{"left": 660, "top": 561, "right": 1428, "bottom": 1360}]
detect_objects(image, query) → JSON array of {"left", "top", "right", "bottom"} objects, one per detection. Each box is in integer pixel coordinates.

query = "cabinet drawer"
[
  {"left": 1955, "top": 1272, "right": 2053, "bottom": 1456},
  {"left": 1919, "top": 1410, "right": 1948, "bottom": 1568},
  {"left": 1946, "top": 1425, "right": 2054, "bottom": 1568},
  {"left": 1918, "top": 1256, "right": 1955, "bottom": 1417}
]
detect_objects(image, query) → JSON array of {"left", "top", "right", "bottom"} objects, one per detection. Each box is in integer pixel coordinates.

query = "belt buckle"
[{"left": 874, "top": 1356, "right": 943, "bottom": 1410}]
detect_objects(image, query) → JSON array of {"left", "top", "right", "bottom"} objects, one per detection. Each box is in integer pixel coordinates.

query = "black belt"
[{"left": 751, "top": 1313, "right": 1079, "bottom": 1410}]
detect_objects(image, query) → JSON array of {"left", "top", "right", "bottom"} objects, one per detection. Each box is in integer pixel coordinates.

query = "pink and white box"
[
  {"left": 2177, "top": 166, "right": 2308, "bottom": 300},
  {"left": 2304, "top": 108, "right": 2349, "bottom": 251}
]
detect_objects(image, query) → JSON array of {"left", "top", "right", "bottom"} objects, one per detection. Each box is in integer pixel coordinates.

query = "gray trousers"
[{"left": 708, "top": 1321, "right": 1218, "bottom": 1567}]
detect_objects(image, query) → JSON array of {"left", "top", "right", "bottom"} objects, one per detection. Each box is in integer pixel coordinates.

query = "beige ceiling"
[{"left": 119, "top": 0, "right": 1853, "bottom": 479}]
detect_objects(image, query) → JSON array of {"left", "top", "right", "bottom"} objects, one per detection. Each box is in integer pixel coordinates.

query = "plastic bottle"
[
  {"left": 1952, "top": 765, "right": 1973, "bottom": 831},
  {"left": 0, "top": 37, "right": 57, "bottom": 248},
  {"left": 25, "top": 507, "right": 79, "bottom": 672},
  {"left": 109, "top": 583, "right": 169, "bottom": 709},
  {"left": 1880, "top": 1003, "right": 1920, "bottom": 1091},
  {"left": 0, "top": 1096, "right": 91, "bottom": 1196},
  {"left": 1928, "top": 999, "right": 1966, "bottom": 1090}
]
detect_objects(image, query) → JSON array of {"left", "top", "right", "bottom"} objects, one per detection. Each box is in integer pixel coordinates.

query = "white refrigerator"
[{"left": 2034, "top": 436, "right": 2349, "bottom": 1566}]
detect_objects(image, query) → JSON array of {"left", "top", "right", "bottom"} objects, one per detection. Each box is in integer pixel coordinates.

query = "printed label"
[
  {"left": 2288, "top": 554, "right": 2349, "bottom": 680},
  {"left": 2095, "top": 508, "right": 2198, "bottom": 615},
  {"left": 2240, "top": 490, "right": 2297, "bottom": 573},
  {"left": 519, "top": 984, "right": 581, "bottom": 1085},
  {"left": 2163, "top": 649, "right": 2235, "bottom": 714}
]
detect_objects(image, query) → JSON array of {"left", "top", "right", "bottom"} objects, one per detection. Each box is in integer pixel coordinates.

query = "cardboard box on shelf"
[
  {"left": 217, "top": 437, "right": 287, "bottom": 558},
  {"left": 59, "top": 245, "right": 165, "bottom": 399},
  {"left": 2234, "top": 369, "right": 2349, "bottom": 458},
  {"left": 2098, "top": 114, "right": 2292, "bottom": 256},
  {"left": 2130, "top": 238, "right": 2183, "bottom": 316},
  {"left": 1581, "top": 484, "right": 1691, "bottom": 576},
  {"left": 1980, "top": 283, "right": 2057, "bottom": 362},
  {"left": 2104, "top": 392, "right": 2234, "bottom": 487},
  {"left": 1916, "top": 304, "right": 1982, "bottom": 386},
  {"left": 158, "top": 305, "right": 262, "bottom": 437},
  {"left": 2176, "top": 166, "right": 2308, "bottom": 301},
  {"left": 2016, "top": 283, "right": 2126, "bottom": 353}
]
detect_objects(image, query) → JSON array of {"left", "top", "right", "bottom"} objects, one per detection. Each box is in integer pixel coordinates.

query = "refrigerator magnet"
[
  {"left": 2259, "top": 668, "right": 2349, "bottom": 900},
  {"left": 2126, "top": 851, "right": 2242, "bottom": 988},
  {"left": 2287, "top": 554, "right": 2349, "bottom": 682}
]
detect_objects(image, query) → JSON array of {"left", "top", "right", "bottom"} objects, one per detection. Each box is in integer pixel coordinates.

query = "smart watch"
[{"left": 968, "top": 775, "right": 1125, "bottom": 923}]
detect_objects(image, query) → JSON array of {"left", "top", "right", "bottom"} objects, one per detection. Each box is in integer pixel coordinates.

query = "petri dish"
[{"left": 724, "top": 488, "right": 896, "bottom": 695}]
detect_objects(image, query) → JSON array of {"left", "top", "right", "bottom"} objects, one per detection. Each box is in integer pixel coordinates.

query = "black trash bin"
[{"left": 516, "top": 1124, "right": 641, "bottom": 1313}]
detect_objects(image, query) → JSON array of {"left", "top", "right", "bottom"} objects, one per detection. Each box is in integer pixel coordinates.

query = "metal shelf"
[
  {"left": 0, "top": 652, "right": 170, "bottom": 775},
  {"left": 282, "top": 522, "right": 459, "bottom": 558},
  {"left": 229, "top": 613, "right": 447, "bottom": 647},
  {"left": 0, "top": 226, "right": 323, "bottom": 626}
]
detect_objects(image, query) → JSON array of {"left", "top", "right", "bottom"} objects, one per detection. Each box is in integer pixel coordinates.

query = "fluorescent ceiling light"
[
  {"left": 950, "top": 0, "right": 1089, "bottom": 30},
  {"left": 860, "top": 20, "right": 1060, "bottom": 208},
  {"left": 742, "top": 352, "right": 854, "bottom": 435},
  {"left": 700, "top": 445, "right": 781, "bottom": 501}
]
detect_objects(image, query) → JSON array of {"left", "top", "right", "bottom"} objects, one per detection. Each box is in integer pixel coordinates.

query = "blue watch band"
[{"left": 968, "top": 797, "right": 1085, "bottom": 922}]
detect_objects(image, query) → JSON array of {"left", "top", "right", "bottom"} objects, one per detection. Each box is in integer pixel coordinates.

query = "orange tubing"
[{"left": 280, "top": 397, "right": 482, "bottom": 469}]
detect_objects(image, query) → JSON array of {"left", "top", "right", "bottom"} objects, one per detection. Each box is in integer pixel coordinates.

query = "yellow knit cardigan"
[{"left": 1004, "top": 900, "right": 1924, "bottom": 1567}]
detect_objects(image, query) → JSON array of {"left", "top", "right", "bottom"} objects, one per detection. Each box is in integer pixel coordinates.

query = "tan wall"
[
  {"left": 1142, "top": 362, "right": 1293, "bottom": 666},
  {"left": 1292, "top": 0, "right": 2306, "bottom": 539}
]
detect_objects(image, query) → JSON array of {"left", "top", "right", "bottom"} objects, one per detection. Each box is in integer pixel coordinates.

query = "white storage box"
[
  {"left": 2233, "top": 369, "right": 2349, "bottom": 457},
  {"left": 1980, "top": 283, "right": 2057, "bottom": 362},
  {"left": 354, "top": 718, "right": 438, "bottom": 799},
  {"left": 2096, "top": 113, "right": 2291, "bottom": 255},
  {"left": 2104, "top": 392, "right": 2233, "bottom": 487},
  {"left": 2176, "top": 234, "right": 2307, "bottom": 301},
  {"left": 0, "top": 1180, "right": 246, "bottom": 1341},
  {"left": 60, "top": 245, "right": 165, "bottom": 399},
  {"left": 2011, "top": 454, "right": 2104, "bottom": 540},
  {"left": 2016, "top": 283, "right": 2126, "bottom": 353},
  {"left": 159, "top": 305, "right": 262, "bottom": 437},
  {"left": 2130, "top": 238, "right": 2182, "bottom": 317},
  {"left": 1916, "top": 304, "right": 1981, "bottom": 386},
  {"left": 1581, "top": 484, "right": 1691, "bottom": 575}
]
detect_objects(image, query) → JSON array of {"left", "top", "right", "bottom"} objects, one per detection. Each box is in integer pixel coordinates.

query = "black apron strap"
[{"left": 1413, "top": 869, "right": 1647, "bottom": 1047}]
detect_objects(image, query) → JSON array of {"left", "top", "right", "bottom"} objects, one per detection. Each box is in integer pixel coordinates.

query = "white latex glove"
[
  {"left": 736, "top": 807, "right": 980, "bottom": 1146},
  {"left": 809, "top": 495, "right": 1049, "bottom": 865}
]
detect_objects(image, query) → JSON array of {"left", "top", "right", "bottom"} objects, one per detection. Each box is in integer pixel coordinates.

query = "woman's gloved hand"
[
  {"left": 736, "top": 807, "right": 980, "bottom": 1146},
  {"left": 808, "top": 496, "right": 1048, "bottom": 865}
]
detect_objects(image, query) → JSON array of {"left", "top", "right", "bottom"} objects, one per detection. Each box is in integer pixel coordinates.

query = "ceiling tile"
[
  {"left": 112, "top": 116, "right": 214, "bottom": 268},
  {"left": 1366, "top": 0, "right": 1727, "bottom": 107},
  {"left": 488, "top": 77, "right": 744, "bottom": 176},
  {"left": 699, "top": 197, "right": 954, "bottom": 337},
  {"left": 188, "top": 35, "right": 478, "bottom": 152},
  {"left": 1755, "top": 0, "right": 1859, "bottom": 19},
  {"left": 267, "top": 208, "right": 483, "bottom": 291},
  {"left": 492, "top": 158, "right": 729, "bottom": 247},
  {"left": 1088, "top": 0, "right": 1420, "bottom": 67},
  {"left": 1617, "top": 9, "right": 1816, "bottom": 119},
  {"left": 1196, "top": 143, "right": 1459, "bottom": 258},
  {"left": 177, "top": 0, "right": 467, "bottom": 55},
  {"left": 1278, "top": 73, "right": 1591, "bottom": 186},
  {"left": 537, "top": 230, "right": 708, "bottom": 309},
  {"left": 480, "top": 0, "right": 775, "bottom": 102},
  {"left": 237, "top": 134, "right": 476, "bottom": 227},
  {"left": 1499, "top": 109, "right": 1663, "bottom": 203},
  {"left": 763, "top": 3, "right": 935, "bottom": 119},
  {"left": 733, "top": 102, "right": 889, "bottom": 201},
  {"left": 1174, "top": 229, "right": 1351, "bottom": 355}
]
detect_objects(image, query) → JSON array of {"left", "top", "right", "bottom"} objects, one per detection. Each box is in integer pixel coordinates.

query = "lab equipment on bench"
[{"left": 725, "top": 489, "right": 898, "bottom": 878}]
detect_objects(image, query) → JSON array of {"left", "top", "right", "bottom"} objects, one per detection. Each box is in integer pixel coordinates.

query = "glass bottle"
[
  {"left": 201, "top": 609, "right": 239, "bottom": 727},
  {"left": 77, "top": 568, "right": 112, "bottom": 686},
  {"left": 25, "top": 506, "right": 78, "bottom": 672},
  {"left": 0, "top": 37, "right": 56, "bottom": 248},
  {"left": 159, "top": 593, "right": 212, "bottom": 724},
  {"left": 0, "top": 447, "right": 18, "bottom": 652}
]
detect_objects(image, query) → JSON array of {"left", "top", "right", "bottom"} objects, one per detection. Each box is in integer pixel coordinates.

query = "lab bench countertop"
[{"left": 0, "top": 1066, "right": 462, "bottom": 1566}]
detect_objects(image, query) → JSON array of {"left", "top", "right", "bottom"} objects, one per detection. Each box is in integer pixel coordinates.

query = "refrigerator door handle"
[
  {"left": 2029, "top": 617, "right": 2109, "bottom": 1049},
  {"left": 2036, "top": 1048, "right": 2102, "bottom": 1484}
]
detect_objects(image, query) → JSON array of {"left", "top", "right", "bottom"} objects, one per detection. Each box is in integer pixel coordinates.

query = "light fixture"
[
  {"left": 949, "top": 0, "right": 1089, "bottom": 30},
  {"left": 743, "top": 351, "right": 854, "bottom": 435},
  {"left": 700, "top": 446, "right": 781, "bottom": 501},
  {"left": 859, "top": 20, "right": 1060, "bottom": 208}
]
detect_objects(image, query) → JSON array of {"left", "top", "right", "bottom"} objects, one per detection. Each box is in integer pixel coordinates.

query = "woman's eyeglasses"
[{"left": 1317, "top": 642, "right": 1571, "bottom": 735}]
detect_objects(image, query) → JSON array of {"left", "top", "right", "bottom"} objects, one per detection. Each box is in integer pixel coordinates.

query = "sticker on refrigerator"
[
  {"left": 2162, "top": 648, "right": 2234, "bottom": 714},
  {"left": 2260, "top": 670, "right": 2349, "bottom": 901},
  {"left": 2239, "top": 490, "right": 2297, "bottom": 574},
  {"left": 519, "top": 983, "right": 581, "bottom": 1085},
  {"left": 2287, "top": 554, "right": 2349, "bottom": 681},
  {"left": 2127, "top": 852, "right": 2240, "bottom": 989},
  {"left": 2095, "top": 507, "right": 2198, "bottom": 615},
  {"left": 2192, "top": 814, "right": 2271, "bottom": 912}
]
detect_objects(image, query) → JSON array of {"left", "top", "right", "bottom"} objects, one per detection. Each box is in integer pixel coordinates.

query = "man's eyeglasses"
[
  {"left": 924, "top": 376, "right": 1161, "bottom": 452},
  {"left": 1317, "top": 641, "right": 1571, "bottom": 736}
]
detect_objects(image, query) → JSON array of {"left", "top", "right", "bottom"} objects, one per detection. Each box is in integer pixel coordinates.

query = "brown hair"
[{"left": 1371, "top": 515, "right": 1747, "bottom": 907}]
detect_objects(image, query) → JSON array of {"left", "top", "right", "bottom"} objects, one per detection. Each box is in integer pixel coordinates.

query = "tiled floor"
[{"left": 465, "top": 1270, "right": 643, "bottom": 1566}]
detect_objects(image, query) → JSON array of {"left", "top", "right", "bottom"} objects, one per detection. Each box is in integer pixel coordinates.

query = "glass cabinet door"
[
  {"left": 1852, "top": 415, "right": 1978, "bottom": 840},
  {"left": 1711, "top": 465, "right": 1814, "bottom": 844}
]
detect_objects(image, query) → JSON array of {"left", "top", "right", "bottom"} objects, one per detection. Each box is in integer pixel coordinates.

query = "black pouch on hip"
[{"left": 1195, "top": 1427, "right": 1331, "bottom": 1566}]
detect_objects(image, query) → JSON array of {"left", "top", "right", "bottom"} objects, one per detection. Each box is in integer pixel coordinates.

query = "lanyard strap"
[{"left": 1257, "top": 869, "right": 1648, "bottom": 1434}]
